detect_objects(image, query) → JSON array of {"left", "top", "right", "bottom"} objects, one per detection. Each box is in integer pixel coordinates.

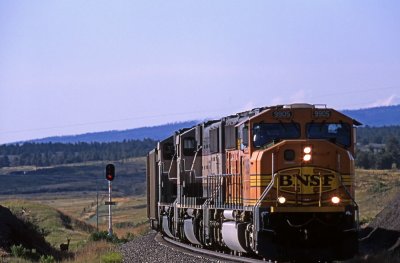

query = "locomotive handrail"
[
  {"left": 210, "top": 174, "right": 223, "bottom": 206},
  {"left": 254, "top": 173, "right": 277, "bottom": 209},
  {"left": 252, "top": 171, "right": 278, "bottom": 252},
  {"left": 166, "top": 152, "right": 177, "bottom": 180},
  {"left": 337, "top": 152, "right": 360, "bottom": 230},
  {"left": 188, "top": 145, "right": 202, "bottom": 176},
  {"left": 179, "top": 145, "right": 202, "bottom": 180},
  {"left": 252, "top": 152, "right": 277, "bottom": 252},
  {"left": 255, "top": 152, "right": 276, "bottom": 210},
  {"left": 160, "top": 162, "right": 178, "bottom": 180}
]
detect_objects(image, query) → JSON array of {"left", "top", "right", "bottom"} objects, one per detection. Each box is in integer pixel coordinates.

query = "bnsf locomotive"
[{"left": 147, "top": 104, "right": 360, "bottom": 261}]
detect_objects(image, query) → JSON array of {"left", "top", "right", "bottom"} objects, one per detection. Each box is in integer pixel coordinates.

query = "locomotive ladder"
[
  {"left": 252, "top": 153, "right": 277, "bottom": 253},
  {"left": 337, "top": 152, "right": 360, "bottom": 231}
]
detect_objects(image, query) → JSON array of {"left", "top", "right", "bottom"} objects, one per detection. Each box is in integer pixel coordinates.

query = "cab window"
[
  {"left": 307, "top": 123, "right": 351, "bottom": 147},
  {"left": 253, "top": 123, "right": 300, "bottom": 148},
  {"left": 183, "top": 137, "right": 196, "bottom": 156},
  {"left": 163, "top": 142, "right": 175, "bottom": 160}
]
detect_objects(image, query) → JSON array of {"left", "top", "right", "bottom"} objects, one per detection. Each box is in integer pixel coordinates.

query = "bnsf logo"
[
  {"left": 279, "top": 174, "right": 335, "bottom": 187},
  {"left": 277, "top": 167, "right": 338, "bottom": 194}
]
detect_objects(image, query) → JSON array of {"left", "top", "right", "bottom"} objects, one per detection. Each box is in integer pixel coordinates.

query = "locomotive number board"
[
  {"left": 272, "top": 110, "right": 292, "bottom": 119},
  {"left": 313, "top": 110, "right": 331, "bottom": 118}
]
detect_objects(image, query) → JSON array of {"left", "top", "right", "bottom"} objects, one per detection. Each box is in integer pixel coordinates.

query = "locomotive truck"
[{"left": 147, "top": 103, "right": 360, "bottom": 261}]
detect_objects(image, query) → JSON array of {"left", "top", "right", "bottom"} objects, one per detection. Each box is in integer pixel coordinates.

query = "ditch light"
[
  {"left": 331, "top": 196, "right": 340, "bottom": 204},
  {"left": 278, "top": 196, "right": 286, "bottom": 204}
]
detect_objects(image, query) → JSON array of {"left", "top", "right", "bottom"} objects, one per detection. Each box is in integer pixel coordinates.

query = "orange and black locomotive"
[{"left": 147, "top": 103, "right": 360, "bottom": 261}]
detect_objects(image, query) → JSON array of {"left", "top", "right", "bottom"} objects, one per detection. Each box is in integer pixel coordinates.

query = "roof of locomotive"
[
  {"left": 247, "top": 103, "right": 362, "bottom": 126},
  {"left": 166, "top": 103, "right": 361, "bottom": 139}
]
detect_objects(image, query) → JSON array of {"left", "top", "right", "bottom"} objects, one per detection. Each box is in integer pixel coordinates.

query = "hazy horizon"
[{"left": 4, "top": 104, "right": 400, "bottom": 144}]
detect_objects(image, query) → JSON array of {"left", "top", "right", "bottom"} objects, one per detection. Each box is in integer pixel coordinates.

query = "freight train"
[{"left": 147, "top": 103, "right": 360, "bottom": 261}]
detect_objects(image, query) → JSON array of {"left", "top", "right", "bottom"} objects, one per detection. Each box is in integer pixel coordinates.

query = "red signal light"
[{"left": 106, "top": 164, "right": 115, "bottom": 181}]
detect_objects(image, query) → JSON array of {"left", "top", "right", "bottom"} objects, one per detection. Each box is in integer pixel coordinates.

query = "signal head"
[{"left": 106, "top": 164, "right": 115, "bottom": 181}]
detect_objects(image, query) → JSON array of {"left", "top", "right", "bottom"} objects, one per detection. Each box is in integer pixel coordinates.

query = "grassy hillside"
[
  {"left": 0, "top": 158, "right": 148, "bottom": 262},
  {"left": 1, "top": 200, "right": 94, "bottom": 250},
  {"left": 0, "top": 157, "right": 146, "bottom": 198},
  {"left": 0, "top": 200, "right": 119, "bottom": 263},
  {"left": 355, "top": 169, "right": 400, "bottom": 223}
]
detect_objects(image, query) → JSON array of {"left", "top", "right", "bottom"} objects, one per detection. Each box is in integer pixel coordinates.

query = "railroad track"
[{"left": 155, "top": 233, "right": 277, "bottom": 263}]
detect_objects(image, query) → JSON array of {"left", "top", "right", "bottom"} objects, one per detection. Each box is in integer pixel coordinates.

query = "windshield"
[
  {"left": 307, "top": 123, "right": 351, "bottom": 147},
  {"left": 253, "top": 123, "right": 300, "bottom": 148}
]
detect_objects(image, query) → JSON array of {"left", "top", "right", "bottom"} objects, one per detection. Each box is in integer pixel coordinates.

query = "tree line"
[
  {"left": 355, "top": 126, "right": 400, "bottom": 169},
  {"left": 0, "top": 139, "right": 157, "bottom": 167},
  {"left": 1, "top": 126, "right": 399, "bottom": 169}
]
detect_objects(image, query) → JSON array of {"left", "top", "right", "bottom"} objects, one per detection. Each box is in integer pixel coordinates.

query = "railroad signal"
[{"left": 106, "top": 164, "right": 115, "bottom": 181}]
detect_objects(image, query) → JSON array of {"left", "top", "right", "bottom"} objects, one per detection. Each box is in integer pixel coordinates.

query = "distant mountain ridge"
[
  {"left": 29, "top": 121, "right": 198, "bottom": 144},
  {"left": 27, "top": 104, "right": 400, "bottom": 144},
  {"left": 342, "top": 104, "right": 400, "bottom": 127}
]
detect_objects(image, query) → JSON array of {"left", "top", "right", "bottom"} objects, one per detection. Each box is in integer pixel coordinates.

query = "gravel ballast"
[{"left": 120, "top": 231, "right": 231, "bottom": 263}]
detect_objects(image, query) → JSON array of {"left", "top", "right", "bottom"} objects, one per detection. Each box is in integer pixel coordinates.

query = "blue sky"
[{"left": 0, "top": 1, "right": 399, "bottom": 144}]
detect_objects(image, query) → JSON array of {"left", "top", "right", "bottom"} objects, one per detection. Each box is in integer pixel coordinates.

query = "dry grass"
[
  {"left": 355, "top": 169, "right": 400, "bottom": 223},
  {"left": 0, "top": 158, "right": 148, "bottom": 262},
  {"left": 1, "top": 194, "right": 149, "bottom": 263},
  {"left": 1, "top": 199, "right": 92, "bottom": 249},
  {"left": 63, "top": 241, "right": 114, "bottom": 263}
]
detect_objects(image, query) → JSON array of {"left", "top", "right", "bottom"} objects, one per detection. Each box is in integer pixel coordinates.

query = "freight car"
[{"left": 147, "top": 103, "right": 360, "bottom": 262}]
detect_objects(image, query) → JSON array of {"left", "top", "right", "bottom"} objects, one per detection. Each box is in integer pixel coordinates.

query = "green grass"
[
  {"left": 1, "top": 199, "right": 93, "bottom": 250},
  {"left": 0, "top": 157, "right": 146, "bottom": 198},
  {"left": 0, "top": 158, "right": 150, "bottom": 262},
  {"left": 101, "top": 252, "right": 123, "bottom": 263},
  {"left": 1, "top": 198, "right": 144, "bottom": 263}
]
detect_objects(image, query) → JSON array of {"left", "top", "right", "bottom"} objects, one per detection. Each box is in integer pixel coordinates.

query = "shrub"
[
  {"left": 90, "top": 231, "right": 120, "bottom": 243},
  {"left": 369, "top": 181, "right": 390, "bottom": 194},
  {"left": 114, "top": 221, "right": 135, "bottom": 229},
  {"left": 40, "top": 255, "right": 55, "bottom": 263},
  {"left": 90, "top": 231, "right": 109, "bottom": 241},
  {"left": 101, "top": 251, "right": 123, "bottom": 263},
  {"left": 10, "top": 244, "right": 30, "bottom": 259}
]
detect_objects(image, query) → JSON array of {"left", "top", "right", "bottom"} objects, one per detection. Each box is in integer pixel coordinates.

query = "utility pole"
[
  {"left": 96, "top": 178, "right": 99, "bottom": 232},
  {"left": 108, "top": 179, "right": 113, "bottom": 236}
]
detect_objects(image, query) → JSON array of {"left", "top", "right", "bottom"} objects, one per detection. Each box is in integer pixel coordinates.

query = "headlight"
[
  {"left": 331, "top": 196, "right": 340, "bottom": 204},
  {"left": 303, "top": 146, "right": 312, "bottom": 161},
  {"left": 278, "top": 196, "right": 286, "bottom": 204},
  {"left": 303, "top": 154, "right": 312, "bottom": 162},
  {"left": 303, "top": 146, "right": 312, "bottom": 154}
]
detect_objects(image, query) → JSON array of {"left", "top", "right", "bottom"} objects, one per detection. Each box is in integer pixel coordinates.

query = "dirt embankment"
[
  {"left": 0, "top": 205, "right": 56, "bottom": 257},
  {"left": 359, "top": 192, "right": 400, "bottom": 257}
]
